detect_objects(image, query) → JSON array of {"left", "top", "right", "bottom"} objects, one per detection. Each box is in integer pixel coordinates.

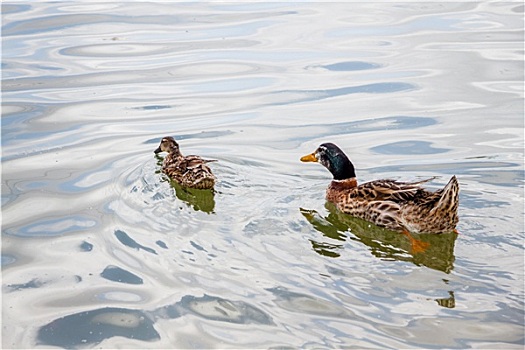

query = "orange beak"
[{"left": 300, "top": 152, "right": 318, "bottom": 162}]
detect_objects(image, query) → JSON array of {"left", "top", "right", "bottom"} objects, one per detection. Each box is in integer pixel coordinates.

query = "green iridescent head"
[{"left": 301, "top": 143, "right": 356, "bottom": 180}]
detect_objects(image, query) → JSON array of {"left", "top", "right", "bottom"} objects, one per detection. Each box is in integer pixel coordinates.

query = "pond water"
[{"left": 2, "top": 2, "right": 524, "bottom": 349}]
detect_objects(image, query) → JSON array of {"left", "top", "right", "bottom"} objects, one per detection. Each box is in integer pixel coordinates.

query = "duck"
[
  {"left": 300, "top": 143, "right": 459, "bottom": 236},
  {"left": 154, "top": 136, "right": 217, "bottom": 189}
]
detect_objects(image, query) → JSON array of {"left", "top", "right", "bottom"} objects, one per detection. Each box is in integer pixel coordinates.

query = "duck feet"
[{"left": 402, "top": 230, "right": 430, "bottom": 254}]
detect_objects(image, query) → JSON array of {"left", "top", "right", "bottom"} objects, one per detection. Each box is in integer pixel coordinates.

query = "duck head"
[
  {"left": 154, "top": 136, "right": 180, "bottom": 155},
  {"left": 301, "top": 143, "right": 356, "bottom": 180}
]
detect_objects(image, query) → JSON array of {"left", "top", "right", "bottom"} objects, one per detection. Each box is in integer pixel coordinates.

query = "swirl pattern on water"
[{"left": 2, "top": 2, "right": 524, "bottom": 349}]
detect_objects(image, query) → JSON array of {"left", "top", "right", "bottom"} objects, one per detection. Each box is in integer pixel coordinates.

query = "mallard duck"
[
  {"left": 300, "top": 143, "right": 459, "bottom": 235},
  {"left": 154, "top": 136, "right": 217, "bottom": 189}
]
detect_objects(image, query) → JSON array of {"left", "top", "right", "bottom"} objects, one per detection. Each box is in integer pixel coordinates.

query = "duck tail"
[{"left": 434, "top": 175, "right": 459, "bottom": 213}]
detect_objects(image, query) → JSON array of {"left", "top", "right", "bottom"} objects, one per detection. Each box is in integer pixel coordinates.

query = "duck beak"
[
  {"left": 154, "top": 146, "right": 161, "bottom": 154},
  {"left": 300, "top": 152, "right": 318, "bottom": 162}
]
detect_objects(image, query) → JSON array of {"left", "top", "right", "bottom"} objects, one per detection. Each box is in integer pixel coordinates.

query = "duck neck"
[
  {"left": 329, "top": 178, "right": 358, "bottom": 190},
  {"left": 168, "top": 147, "right": 182, "bottom": 157},
  {"left": 327, "top": 178, "right": 358, "bottom": 203},
  {"left": 326, "top": 155, "right": 356, "bottom": 181}
]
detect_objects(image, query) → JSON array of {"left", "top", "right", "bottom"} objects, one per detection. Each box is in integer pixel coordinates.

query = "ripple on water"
[
  {"left": 3, "top": 215, "right": 98, "bottom": 238},
  {"left": 59, "top": 39, "right": 260, "bottom": 58},
  {"left": 37, "top": 307, "right": 160, "bottom": 348},
  {"left": 371, "top": 140, "right": 449, "bottom": 155},
  {"left": 2, "top": 2, "right": 523, "bottom": 349},
  {"left": 36, "top": 294, "right": 275, "bottom": 348},
  {"left": 319, "top": 61, "right": 382, "bottom": 71}
]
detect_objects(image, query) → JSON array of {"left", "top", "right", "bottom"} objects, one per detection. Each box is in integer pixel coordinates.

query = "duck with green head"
[{"left": 301, "top": 143, "right": 459, "bottom": 240}]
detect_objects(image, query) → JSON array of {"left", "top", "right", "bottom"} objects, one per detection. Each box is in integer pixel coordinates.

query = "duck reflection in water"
[
  {"left": 300, "top": 143, "right": 459, "bottom": 255},
  {"left": 154, "top": 151, "right": 216, "bottom": 214},
  {"left": 169, "top": 180, "right": 216, "bottom": 213},
  {"left": 300, "top": 202, "right": 458, "bottom": 274}
]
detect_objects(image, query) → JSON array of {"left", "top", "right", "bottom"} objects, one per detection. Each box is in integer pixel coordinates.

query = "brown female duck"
[
  {"left": 301, "top": 143, "right": 459, "bottom": 235},
  {"left": 154, "top": 136, "right": 216, "bottom": 189}
]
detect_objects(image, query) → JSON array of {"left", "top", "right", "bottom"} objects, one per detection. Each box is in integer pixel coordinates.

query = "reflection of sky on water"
[
  {"left": 271, "top": 82, "right": 416, "bottom": 106},
  {"left": 3, "top": 215, "right": 98, "bottom": 238},
  {"left": 37, "top": 294, "right": 275, "bottom": 348},
  {"left": 372, "top": 140, "right": 449, "bottom": 155},
  {"left": 2, "top": 2, "right": 523, "bottom": 349},
  {"left": 327, "top": 13, "right": 463, "bottom": 37},
  {"left": 320, "top": 61, "right": 382, "bottom": 71}
]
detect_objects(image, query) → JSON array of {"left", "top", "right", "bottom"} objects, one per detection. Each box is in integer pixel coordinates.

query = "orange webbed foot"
[{"left": 402, "top": 230, "right": 430, "bottom": 254}]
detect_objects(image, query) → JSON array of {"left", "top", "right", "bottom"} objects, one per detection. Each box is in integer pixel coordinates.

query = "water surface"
[{"left": 2, "top": 2, "right": 524, "bottom": 349}]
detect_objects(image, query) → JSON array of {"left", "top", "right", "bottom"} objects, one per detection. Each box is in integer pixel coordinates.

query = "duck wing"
[
  {"left": 184, "top": 155, "right": 218, "bottom": 168},
  {"left": 357, "top": 178, "right": 435, "bottom": 203}
]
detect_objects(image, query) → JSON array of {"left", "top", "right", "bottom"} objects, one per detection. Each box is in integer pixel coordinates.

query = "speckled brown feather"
[
  {"left": 155, "top": 137, "right": 216, "bottom": 190},
  {"left": 162, "top": 154, "right": 216, "bottom": 189},
  {"left": 328, "top": 176, "right": 459, "bottom": 233},
  {"left": 301, "top": 143, "right": 459, "bottom": 234}
]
